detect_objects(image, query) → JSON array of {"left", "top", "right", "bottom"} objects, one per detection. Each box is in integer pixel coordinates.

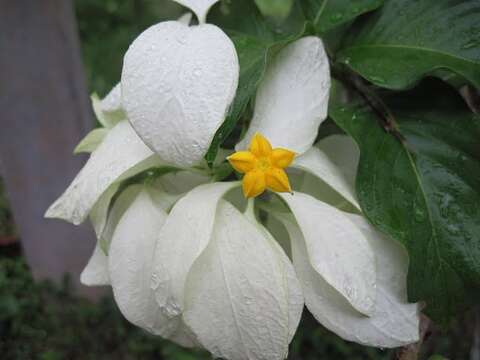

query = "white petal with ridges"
[
  {"left": 122, "top": 21, "right": 239, "bottom": 167},
  {"left": 258, "top": 223, "right": 303, "bottom": 342},
  {"left": 279, "top": 192, "right": 376, "bottom": 316},
  {"left": 151, "top": 182, "right": 239, "bottom": 322},
  {"left": 89, "top": 184, "right": 120, "bottom": 241},
  {"left": 80, "top": 242, "right": 110, "bottom": 286},
  {"left": 237, "top": 37, "right": 330, "bottom": 154},
  {"left": 45, "top": 121, "right": 161, "bottom": 225},
  {"left": 108, "top": 187, "right": 196, "bottom": 347},
  {"left": 172, "top": 0, "right": 219, "bottom": 24},
  {"left": 99, "top": 185, "right": 144, "bottom": 251},
  {"left": 82, "top": 184, "right": 144, "bottom": 286},
  {"left": 184, "top": 201, "right": 290, "bottom": 360},
  {"left": 293, "top": 146, "right": 360, "bottom": 210},
  {"left": 282, "top": 215, "right": 420, "bottom": 347}
]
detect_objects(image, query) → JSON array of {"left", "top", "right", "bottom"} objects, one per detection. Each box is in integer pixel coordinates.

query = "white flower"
[{"left": 46, "top": 1, "right": 420, "bottom": 359}]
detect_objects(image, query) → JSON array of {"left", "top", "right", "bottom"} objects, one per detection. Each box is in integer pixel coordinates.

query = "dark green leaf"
[
  {"left": 330, "top": 81, "right": 480, "bottom": 322},
  {"left": 300, "top": 0, "right": 384, "bottom": 34},
  {"left": 337, "top": 0, "right": 480, "bottom": 89}
]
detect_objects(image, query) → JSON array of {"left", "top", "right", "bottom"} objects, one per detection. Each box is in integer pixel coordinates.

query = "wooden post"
[{"left": 0, "top": 0, "right": 103, "bottom": 298}]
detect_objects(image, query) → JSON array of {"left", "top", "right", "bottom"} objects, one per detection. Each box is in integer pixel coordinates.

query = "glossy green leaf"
[
  {"left": 330, "top": 82, "right": 480, "bottom": 322},
  {"left": 300, "top": 0, "right": 384, "bottom": 34},
  {"left": 337, "top": 0, "right": 480, "bottom": 89}
]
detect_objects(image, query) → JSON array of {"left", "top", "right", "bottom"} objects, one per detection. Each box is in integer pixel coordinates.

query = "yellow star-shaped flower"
[{"left": 227, "top": 133, "right": 296, "bottom": 198}]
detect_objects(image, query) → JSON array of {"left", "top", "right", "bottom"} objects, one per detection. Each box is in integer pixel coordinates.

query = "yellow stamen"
[{"left": 227, "top": 133, "right": 296, "bottom": 198}]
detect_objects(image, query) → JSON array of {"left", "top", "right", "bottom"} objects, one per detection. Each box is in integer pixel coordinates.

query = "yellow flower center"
[
  {"left": 257, "top": 157, "right": 271, "bottom": 171},
  {"left": 227, "top": 133, "right": 296, "bottom": 198}
]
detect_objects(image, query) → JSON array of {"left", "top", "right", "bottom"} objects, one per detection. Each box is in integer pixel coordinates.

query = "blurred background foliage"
[{"left": 0, "top": 0, "right": 477, "bottom": 359}]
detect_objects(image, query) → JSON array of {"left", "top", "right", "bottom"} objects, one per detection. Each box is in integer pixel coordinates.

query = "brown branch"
[{"left": 331, "top": 63, "right": 406, "bottom": 143}]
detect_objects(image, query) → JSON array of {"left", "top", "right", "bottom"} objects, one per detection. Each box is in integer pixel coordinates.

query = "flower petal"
[
  {"left": 95, "top": 185, "right": 143, "bottom": 250},
  {"left": 227, "top": 151, "right": 257, "bottom": 173},
  {"left": 257, "top": 223, "right": 304, "bottom": 342},
  {"left": 265, "top": 168, "right": 291, "bottom": 193},
  {"left": 108, "top": 186, "right": 196, "bottom": 347},
  {"left": 100, "top": 83, "right": 122, "bottom": 114},
  {"left": 249, "top": 132, "right": 272, "bottom": 157},
  {"left": 237, "top": 37, "right": 330, "bottom": 154},
  {"left": 292, "top": 145, "right": 360, "bottom": 210},
  {"left": 82, "top": 184, "right": 144, "bottom": 286},
  {"left": 157, "top": 170, "right": 211, "bottom": 194},
  {"left": 316, "top": 134, "right": 360, "bottom": 188},
  {"left": 151, "top": 182, "right": 239, "bottom": 322},
  {"left": 80, "top": 242, "right": 109, "bottom": 286},
  {"left": 177, "top": 12, "right": 192, "bottom": 26},
  {"left": 45, "top": 121, "right": 161, "bottom": 225},
  {"left": 172, "top": 0, "right": 219, "bottom": 24},
  {"left": 242, "top": 170, "right": 266, "bottom": 198},
  {"left": 122, "top": 21, "right": 239, "bottom": 167},
  {"left": 184, "top": 200, "right": 290, "bottom": 360},
  {"left": 89, "top": 186, "right": 117, "bottom": 238},
  {"left": 82, "top": 172, "right": 203, "bottom": 289},
  {"left": 92, "top": 84, "right": 125, "bottom": 128},
  {"left": 271, "top": 148, "right": 296, "bottom": 168},
  {"left": 282, "top": 214, "right": 420, "bottom": 347},
  {"left": 73, "top": 128, "right": 109, "bottom": 154},
  {"left": 278, "top": 192, "right": 376, "bottom": 316}
]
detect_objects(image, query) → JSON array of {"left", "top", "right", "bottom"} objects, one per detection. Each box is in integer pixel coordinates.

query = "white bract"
[{"left": 46, "top": 1, "right": 420, "bottom": 359}]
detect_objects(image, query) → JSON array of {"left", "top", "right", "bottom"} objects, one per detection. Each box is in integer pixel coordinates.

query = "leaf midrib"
[{"left": 340, "top": 44, "right": 480, "bottom": 66}]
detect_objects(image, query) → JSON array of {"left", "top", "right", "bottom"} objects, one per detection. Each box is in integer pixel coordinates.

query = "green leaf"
[
  {"left": 329, "top": 81, "right": 480, "bottom": 322},
  {"left": 337, "top": 0, "right": 480, "bottom": 89},
  {"left": 73, "top": 128, "right": 109, "bottom": 154},
  {"left": 300, "top": 0, "right": 384, "bottom": 34},
  {"left": 254, "top": 0, "right": 294, "bottom": 20}
]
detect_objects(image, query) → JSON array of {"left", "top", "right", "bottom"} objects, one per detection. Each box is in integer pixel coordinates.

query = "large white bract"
[{"left": 46, "top": 1, "right": 420, "bottom": 359}]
